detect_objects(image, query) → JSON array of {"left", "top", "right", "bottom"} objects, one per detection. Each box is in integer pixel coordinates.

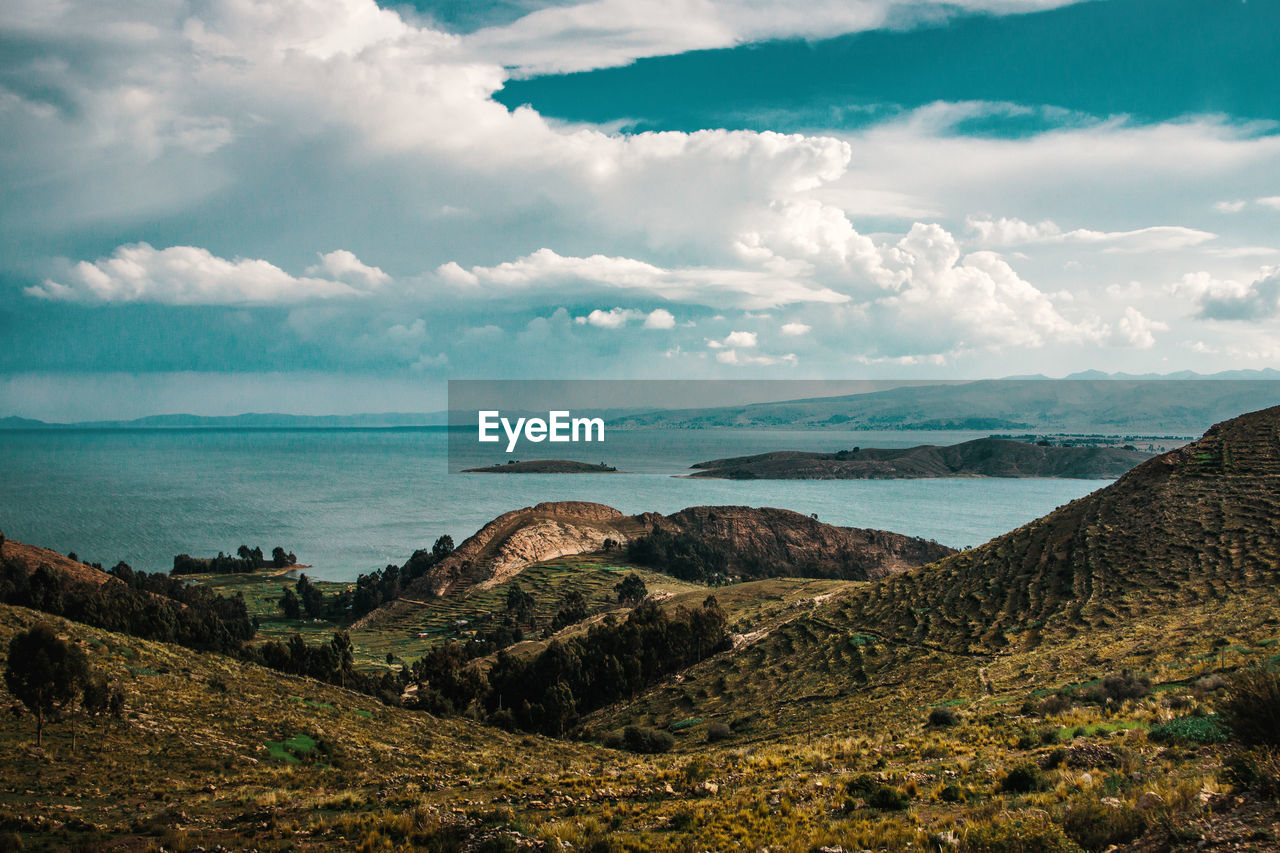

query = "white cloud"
[
  {"left": 1110, "top": 307, "right": 1166, "bottom": 349},
  {"left": 444, "top": 248, "right": 850, "bottom": 309},
  {"left": 1258, "top": 197, "right": 1280, "bottom": 210},
  {"left": 1175, "top": 267, "right": 1280, "bottom": 321},
  {"left": 715, "top": 349, "right": 797, "bottom": 366},
  {"left": 643, "top": 308, "right": 676, "bottom": 329},
  {"left": 1214, "top": 200, "right": 1247, "bottom": 213},
  {"left": 575, "top": 307, "right": 638, "bottom": 328},
  {"left": 26, "top": 243, "right": 372, "bottom": 305},
  {"left": 966, "top": 216, "right": 1216, "bottom": 253},
  {"left": 463, "top": 0, "right": 1086, "bottom": 76},
  {"left": 780, "top": 321, "right": 811, "bottom": 336},
  {"left": 306, "top": 249, "right": 390, "bottom": 287},
  {"left": 724, "top": 330, "right": 758, "bottom": 348}
]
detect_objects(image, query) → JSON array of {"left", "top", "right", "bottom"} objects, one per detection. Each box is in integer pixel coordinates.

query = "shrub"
[
  {"left": 1060, "top": 799, "right": 1147, "bottom": 851},
  {"left": 927, "top": 706, "right": 960, "bottom": 728},
  {"left": 621, "top": 725, "right": 674, "bottom": 754},
  {"left": 1219, "top": 664, "right": 1280, "bottom": 746},
  {"left": 1225, "top": 746, "right": 1280, "bottom": 799},
  {"left": 962, "top": 812, "right": 1079, "bottom": 852},
  {"left": 706, "top": 722, "right": 732, "bottom": 743},
  {"left": 845, "top": 774, "right": 908, "bottom": 811},
  {"left": 1000, "top": 762, "right": 1045, "bottom": 794},
  {"left": 1148, "top": 715, "right": 1228, "bottom": 745},
  {"left": 1101, "top": 670, "right": 1151, "bottom": 702}
]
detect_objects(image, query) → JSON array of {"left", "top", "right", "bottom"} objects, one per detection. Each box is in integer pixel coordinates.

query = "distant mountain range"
[
  {"left": 0, "top": 412, "right": 448, "bottom": 430},
  {"left": 6, "top": 370, "right": 1280, "bottom": 433},
  {"left": 610, "top": 378, "right": 1280, "bottom": 434}
]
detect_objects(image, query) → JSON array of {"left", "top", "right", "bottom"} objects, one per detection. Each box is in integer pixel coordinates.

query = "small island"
[
  {"left": 687, "top": 437, "right": 1155, "bottom": 480},
  {"left": 462, "top": 460, "right": 622, "bottom": 474}
]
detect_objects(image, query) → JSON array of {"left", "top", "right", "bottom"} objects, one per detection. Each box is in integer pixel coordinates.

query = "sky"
[{"left": 2, "top": 0, "right": 1280, "bottom": 419}]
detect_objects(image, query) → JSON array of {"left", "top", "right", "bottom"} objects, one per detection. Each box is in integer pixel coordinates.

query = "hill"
[
  {"left": 593, "top": 405, "right": 1280, "bottom": 734},
  {"left": 0, "top": 539, "right": 115, "bottom": 587},
  {"left": 612, "top": 378, "right": 1280, "bottom": 433},
  {"left": 357, "top": 502, "right": 952, "bottom": 630},
  {"left": 689, "top": 437, "right": 1153, "bottom": 480}
]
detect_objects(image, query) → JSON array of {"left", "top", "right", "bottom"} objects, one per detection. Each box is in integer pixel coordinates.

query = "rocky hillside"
[
  {"left": 402, "top": 501, "right": 645, "bottom": 599},
  {"left": 636, "top": 505, "right": 955, "bottom": 580},
  {"left": 356, "top": 502, "right": 952, "bottom": 630},
  {"left": 689, "top": 437, "right": 1153, "bottom": 480}
]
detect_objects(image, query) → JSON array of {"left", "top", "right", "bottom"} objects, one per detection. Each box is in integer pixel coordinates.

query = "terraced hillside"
[
  {"left": 593, "top": 405, "right": 1280, "bottom": 737},
  {"left": 836, "top": 404, "right": 1280, "bottom": 654}
]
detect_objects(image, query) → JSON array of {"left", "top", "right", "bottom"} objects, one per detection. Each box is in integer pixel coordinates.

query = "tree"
[
  {"left": 506, "top": 584, "right": 534, "bottom": 625},
  {"left": 272, "top": 547, "right": 290, "bottom": 568},
  {"left": 237, "top": 545, "right": 252, "bottom": 560},
  {"left": 279, "top": 587, "right": 302, "bottom": 620},
  {"left": 330, "top": 632, "right": 354, "bottom": 689},
  {"left": 615, "top": 572, "right": 647, "bottom": 605},
  {"left": 432, "top": 535, "right": 454, "bottom": 558},
  {"left": 295, "top": 574, "right": 324, "bottom": 619},
  {"left": 4, "top": 622, "right": 89, "bottom": 746}
]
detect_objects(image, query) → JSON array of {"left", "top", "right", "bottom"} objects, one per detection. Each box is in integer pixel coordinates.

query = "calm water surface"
[{"left": 0, "top": 427, "right": 1109, "bottom": 580}]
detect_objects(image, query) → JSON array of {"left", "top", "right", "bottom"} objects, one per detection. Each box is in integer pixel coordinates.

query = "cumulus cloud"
[
  {"left": 643, "top": 308, "right": 676, "bottom": 329},
  {"left": 1214, "top": 200, "right": 1247, "bottom": 213},
  {"left": 966, "top": 216, "right": 1216, "bottom": 253},
  {"left": 1176, "top": 267, "right": 1280, "bottom": 321},
  {"left": 575, "top": 307, "right": 638, "bottom": 328},
  {"left": 306, "top": 250, "right": 390, "bottom": 287},
  {"left": 26, "top": 243, "right": 373, "bottom": 305},
  {"left": 1258, "top": 197, "right": 1280, "bottom": 210},
  {"left": 1110, "top": 307, "right": 1166, "bottom": 349},
  {"left": 780, "top": 321, "right": 811, "bottom": 335}
]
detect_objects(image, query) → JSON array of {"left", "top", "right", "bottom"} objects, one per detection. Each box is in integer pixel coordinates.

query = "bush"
[
  {"left": 961, "top": 812, "right": 1079, "bottom": 852},
  {"left": 1101, "top": 670, "right": 1151, "bottom": 702},
  {"left": 621, "top": 725, "right": 674, "bottom": 754},
  {"left": 1060, "top": 800, "right": 1147, "bottom": 851},
  {"left": 1225, "top": 746, "right": 1280, "bottom": 799},
  {"left": 845, "top": 774, "right": 908, "bottom": 811},
  {"left": 1149, "top": 715, "right": 1228, "bottom": 745},
  {"left": 927, "top": 706, "right": 959, "bottom": 728},
  {"left": 1000, "top": 762, "right": 1045, "bottom": 794},
  {"left": 1219, "top": 664, "right": 1280, "bottom": 746},
  {"left": 706, "top": 722, "right": 732, "bottom": 743}
]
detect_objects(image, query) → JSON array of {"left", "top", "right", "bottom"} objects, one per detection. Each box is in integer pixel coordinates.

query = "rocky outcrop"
[{"left": 403, "top": 501, "right": 645, "bottom": 598}]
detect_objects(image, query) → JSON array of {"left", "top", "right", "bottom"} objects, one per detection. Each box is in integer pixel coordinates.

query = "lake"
[{"left": 0, "top": 427, "right": 1110, "bottom": 580}]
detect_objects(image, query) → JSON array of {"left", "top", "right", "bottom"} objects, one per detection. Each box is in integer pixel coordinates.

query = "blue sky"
[{"left": 2, "top": 0, "right": 1280, "bottom": 419}]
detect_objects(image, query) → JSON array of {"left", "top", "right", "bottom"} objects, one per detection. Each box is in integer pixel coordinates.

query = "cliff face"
[
  {"left": 639, "top": 505, "right": 956, "bottom": 580},
  {"left": 403, "top": 502, "right": 645, "bottom": 598}
]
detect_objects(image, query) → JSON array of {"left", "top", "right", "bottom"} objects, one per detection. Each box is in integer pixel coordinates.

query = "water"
[{"left": 0, "top": 427, "right": 1110, "bottom": 580}]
